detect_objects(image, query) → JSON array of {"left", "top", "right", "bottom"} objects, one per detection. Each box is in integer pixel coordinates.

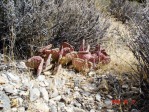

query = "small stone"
[
  {"left": 50, "top": 88, "right": 59, "bottom": 98},
  {"left": 18, "top": 61, "right": 27, "bottom": 69},
  {"left": 49, "top": 101, "right": 57, "bottom": 112},
  {"left": 4, "top": 85, "right": 17, "bottom": 94},
  {"left": 39, "top": 82, "right": 46, "bottom": 87},
  {"left": 73, "top": 101, "right": 81, "bottom": 108},
  {"left": 105, "top": 99, "right": 112, "bottom": 107},
  {"left": 81, "top": 91, "right": 91, "bottom": 97},
  {"left": 88, "top": 71, "right": 96, "bottom": 76},
  {"left": 87, "top": 78, "right": 94, "bottom": 83},
  {"left": 107, "top": 109, "right": 114, "bottom": 112},
  {"left": 131, "top": 109, "right": 139, "bottom": 112},
  {"left": 6, "top": 72, "right": 20, "bottom": 83},
  {"left": 37, "top": 75, "right": 45, "bottom": 81},
  {"left": 34, "top": 102, "right": 49, "bottom": 112},
  {"left": 98, "top": 79, "right": 109, "bottom": 92},
  {"left": 95, "top": 93, "right": 101, "bottom": 102},
  {"left": 106, "top": 95, "right": 113, "bottom": 99},
  {"left": 18, "top": 98, "right": 23, "bottom": 106},
  {"left": 19, "top": 91, "right": 29, "bottom": 96},
  {"left": 17, "top": 107, "right": 25, "bottom": 112},
  {"left": 44, "top": 71, "right": 52, "bottom": 75},
  {"left": 39, "top": 80, "right": 49, "bottom": 87},
  {"left": 49, "top": 99, "right": 56, "bottom": 105},
  {"left": 11, "top": 107, "right": 17, "bottom": 111},
  {"left": 50, "top": 105, "right": 57, "bottom": 112},
  {"left": 131, "top": 87, "right": 139, "bottom": 92},
  {"left": 0, "top": 76, "right": 7, "bottom": 84},
  {"left": 11, "top": 99, "right": 19, "bottom": 108},
  {"left": 73, "top": 91, "right": 81, "bottom": 98},
  {"left": 73, "top": 107, "right": 85, "bottom": 112},
  {"left": 58, "top": 102, "right": 65, "bottom": 111},
  {"left": 122, "top": 84, "right": 128, "bottom": 89},
  {"left": 0, "top": 91, "right": 11, "bottom": 111},
  {"left": 90, "top": 109, "right": 95, "bottom": 112},
  {"left": 58, "top": 102, "right": 65, "bottom": 108},
  {"left": 43, "top": 80, "right": 49, "bottom": 86},
  {"left": 54, "top": 77, "right": 65, "bottom": 89},
  {"left": 30, "top": 88, "right": 40, "bottom": 101},
  {"left": 40, "top": 87, "right": 49, "bottom": 102},
  {"left": 64, "top": 106, "right": 73, "bottom": 112},
  {"left": 51, "top": 95, "right": 61, "bottom": 101}
]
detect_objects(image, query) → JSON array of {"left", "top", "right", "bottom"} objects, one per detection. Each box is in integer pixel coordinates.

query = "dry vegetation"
[
  {"left": 0, "top": 0, "right": 110, "bottom": 59},
  {"left": 0, "top": 0, "right": 149, "bottom": 111}
]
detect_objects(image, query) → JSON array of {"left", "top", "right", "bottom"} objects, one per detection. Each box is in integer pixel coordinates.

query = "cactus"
[{"left": 26, "top": 40, "right": 110, "bottom": 75}]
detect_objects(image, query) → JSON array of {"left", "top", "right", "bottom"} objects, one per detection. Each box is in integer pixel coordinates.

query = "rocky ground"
[{"left": 0, "top": 53, "right": 141, "bottom": 112}]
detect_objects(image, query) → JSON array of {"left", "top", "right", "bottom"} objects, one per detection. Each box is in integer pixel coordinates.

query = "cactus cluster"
[{"left": 25, "top": 40, "right": 110, "bottom": 75}]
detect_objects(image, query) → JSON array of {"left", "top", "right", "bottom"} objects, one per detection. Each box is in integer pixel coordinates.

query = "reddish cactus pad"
[{"left": 26, "top": 40, "right": 110, "bottom": 75}]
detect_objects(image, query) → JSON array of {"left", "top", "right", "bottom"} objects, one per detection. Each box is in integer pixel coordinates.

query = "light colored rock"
[
  {"left": 17, "top": 107, "right": 25, "bottom": 112},
  {"left": 95, "top": 93, "right": 101, "bottom": 102},
  {"left": 131, "top": 109, "right": 139, "bottom": 112},
  {"left": 43, "top": 80, "right": 49, "bottom": 86},
  {"left": 107, "top": 109, "right": 115, "bottom": 112},
  {"left": 19, "top": 91, "right": 29, "bottom": 96},
  {"left": 122, "top": 84, "right": 129, "bottom": 89},
  {"left": 11, "top": 108, "right": 17, "bottom": 111},
  {"left": 5, "top": 72, "right": 20, "bottom": 83},
  {"left": 44, "top": 71, "right": 52, "bottom": 75},
  {"left": 73, "top": 91, "right": 81, "bottom": 98},
  {"left": 49, "top": 99, "right": 56, "bottom": 105},
  {"left": 88, "top": 71, "right": 96, "bottom": 76},
  {"left": 50, "top": 88, "right": 59, "bottom": 98},
  {"left": 39, "top": 80, "right": 49, "bottom": 87},
  {"left": 0, "top": 91, "right": 11, "bottom": 111},
  {"left": 37, "top": 75, "right": 45, "bottom": 82},
  {"left": 50, "top": 105, "right": 57, "bottom": 112},
  {"left": 58, "top": 102, "right": 65, "bottom": 108},
  {"left": 34, "top": 102, "right": 49, "bottom": 112},
  {"left": 58, "top": 102, "right": 65, "bottom": 111},
  {"left": 81, "top": 84, "right": 96, "bottom": 92},
  {"left": 0, "top": 76, "right": 8, "bottom": 84},
  {"left": 105, "top": 99, "right": 112, "bottom": 107},
  {"left": 18, "top": 98, "right": 23, "bottom": 106},
  {"left": 54, "top": 77, "right": 66, "bottom": 89},
  {"left": 30, "top": 88, "right": 40, "bottom": 101},
  {"left": 0, "top": 86, "right": 3, "bottom": 91},
  {"left": 39, "top": 82, "right": 46, "bottom": 87},
  {"left": 18, "top": 61, "right": 27, "bottom": 69},
  {"left": 49, "top": 101, "right": 57, "bottom": 112},
  {"left": 64, "top": 106, "right": 73, "bottom": 112},
  {"left": 72, "top": 101, "right": 81, "bottom": 108},
  {"left": 90, "top": 109, "right": 95, "bottom": 112},
  {"left": 106, "top": 95, "right": 113, "bottom": 99},
  {"left": 1, "top": 73, "right": 9, "bottom": 82},
  {"left": 40, "top": 87, "right": 49, "bottom": 102},
  {"left": 4, "top": 85, "right": 18, "bottom": 94},
  {"left": 50, "top": 95, "right": 61, "bottom": 101},
  {"left": 73, "top": 107, "right": 85, "bottom": 112},
  {"left": 81, "top": 91, "right": 91, "bottom": 97}
]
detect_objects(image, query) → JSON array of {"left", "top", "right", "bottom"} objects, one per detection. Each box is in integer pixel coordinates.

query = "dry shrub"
[
  {"left": 129, "top": 2, "right": 149, "bottom": 90},
  {"left": 128, "top": 2, "right": 149, "bottom": 111},
  {"left": 108, "top": 0, "right": 141, "bottom": 23},
  {"left": 0, "top": 0, "right": 110, "bottom": 59}
]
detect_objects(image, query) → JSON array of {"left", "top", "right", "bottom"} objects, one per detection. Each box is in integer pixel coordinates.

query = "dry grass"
[
  {"left": 93, "top": 0, "right": 138, "bottom": 75},
  {"left": 97, "top": 18, "right": 138, "bottom": 75}
]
